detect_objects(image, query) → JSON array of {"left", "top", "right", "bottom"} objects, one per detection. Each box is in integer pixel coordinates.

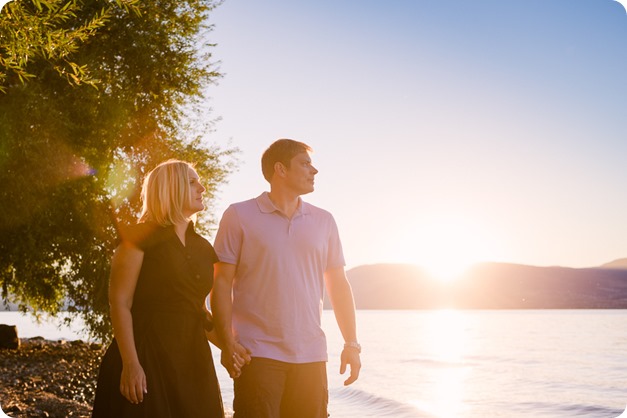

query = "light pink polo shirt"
[{"left": 214, "top": 192, "right": 345, "bottom": 363}]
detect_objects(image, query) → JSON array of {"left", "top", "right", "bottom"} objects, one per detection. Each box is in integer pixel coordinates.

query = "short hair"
[
  {"left": 139, "top": 159, "right": 194, "bottom": 226},
  {"left": 261, "top": 139, "right": 313, "bottom": 183}
]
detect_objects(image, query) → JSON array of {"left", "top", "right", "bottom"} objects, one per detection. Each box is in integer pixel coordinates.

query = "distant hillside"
[
  {"left": 5, "top": 260, "right": 627, "bottom": 311},
  {"left": 600, "top": 258, "right": 627, "bottom": 269},
  {"left": 327, "top": 262, "right": 627, "bottom": 309}
]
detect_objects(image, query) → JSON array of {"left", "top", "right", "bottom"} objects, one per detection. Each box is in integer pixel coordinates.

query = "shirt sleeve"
[
  {"left": 326, "top": 214, "right": 346, "bottom": 270},
  {"left": 213, "top": 204, "right": 242, "bottom": 265},
  {"left": 207, "top": 242, "right": 219, "bottom": 265}
]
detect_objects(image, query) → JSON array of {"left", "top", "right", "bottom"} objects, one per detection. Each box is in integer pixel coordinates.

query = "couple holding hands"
[{"left": 91, "top": 139, "right": 361, "bottom": 418}]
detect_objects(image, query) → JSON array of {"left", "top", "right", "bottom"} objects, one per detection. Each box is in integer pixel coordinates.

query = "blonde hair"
[{"left": 139, "top": 159, "right": 194, "bottom": 226}]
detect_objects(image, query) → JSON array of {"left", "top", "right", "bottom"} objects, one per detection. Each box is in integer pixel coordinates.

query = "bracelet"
[{"left": 344, "top": 341, "right": 361, "bottom": 353}]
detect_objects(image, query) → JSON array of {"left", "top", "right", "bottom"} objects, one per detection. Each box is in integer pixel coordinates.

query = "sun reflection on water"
[{"left": 410, "top": 309, "right": 471, "bottom": 417}]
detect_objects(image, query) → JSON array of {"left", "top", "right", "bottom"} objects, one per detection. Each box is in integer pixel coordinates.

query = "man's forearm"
[
  {"left": 325, "top": 269, "right": 358, "bottom": 343},
  {"left": 210, "top": 279, "right": 235, "bottom": 350},
  {"left": 332, "top": 282, "right": 358, "bottom": 343}
]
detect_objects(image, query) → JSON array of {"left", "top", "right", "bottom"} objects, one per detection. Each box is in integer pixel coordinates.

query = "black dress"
[{"left": 92, "top": 222, "right": 224, "bottom": 418}]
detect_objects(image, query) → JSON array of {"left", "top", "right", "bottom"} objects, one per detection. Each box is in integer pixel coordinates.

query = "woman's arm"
[
  {"left": 203, "top": 315, "right": 251, "bottom": 375},
  {"left": 108, "top": 241, "right": 146, "bottom": 404}
]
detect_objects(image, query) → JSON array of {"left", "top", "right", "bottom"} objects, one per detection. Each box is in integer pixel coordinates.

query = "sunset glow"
[{"left": 397, "top": 215, "right": 500, "bottom": 282}]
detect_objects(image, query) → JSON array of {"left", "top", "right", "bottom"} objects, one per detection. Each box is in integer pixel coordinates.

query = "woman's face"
[{"left": 183, "top": 167, "right": 206, "bottom": 217}]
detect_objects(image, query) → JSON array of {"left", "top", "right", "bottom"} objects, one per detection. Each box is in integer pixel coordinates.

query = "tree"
[
  {"left": 0, "top": 0, "right": 140, "bottom": 92},
  {"left": 0, "top": 0, "right": 235, "bottom": 341}
]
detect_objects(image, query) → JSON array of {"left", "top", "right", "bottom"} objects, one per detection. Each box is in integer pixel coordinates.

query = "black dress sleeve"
[{"left": 117, "top": 222, "right": 169, "bottom": 251}]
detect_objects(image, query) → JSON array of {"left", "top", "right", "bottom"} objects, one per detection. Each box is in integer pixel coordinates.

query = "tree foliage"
[
  {"left": 0, "top": 0, "right": 234, "bottom": 341},
  {"left": 0, "top": 0, "right": 140, "bottom": 92}
]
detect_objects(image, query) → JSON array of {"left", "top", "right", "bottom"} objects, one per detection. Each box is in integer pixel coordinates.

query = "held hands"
[
  {"left": 221, "top": 342, "right": 251, "bottom": 379},
  {"left": 120, "top": 361, "right": 148, "bottom": 404},
  {"left": 340, "top": 346, "right": 361, "bottom": 386}
]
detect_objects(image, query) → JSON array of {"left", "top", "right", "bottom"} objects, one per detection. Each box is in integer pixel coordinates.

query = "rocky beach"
[{"left": 0, "top": 338, "right": 103, "bottom": 418}]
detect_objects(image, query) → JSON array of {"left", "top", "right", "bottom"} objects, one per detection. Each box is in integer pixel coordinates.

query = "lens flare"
[{"left": 105, "top": 160, "right": 139, "bottom": 207}]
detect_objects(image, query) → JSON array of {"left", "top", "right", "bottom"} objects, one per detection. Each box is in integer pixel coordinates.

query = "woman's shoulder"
[
  {"left": 117, "top": 221, "right": 170, "bottom": 250},
  {"left": 187, "top": 224, "right": 219, "bottom": 263}
]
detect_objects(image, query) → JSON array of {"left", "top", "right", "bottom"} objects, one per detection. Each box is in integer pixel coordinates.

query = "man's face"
[{"left": 284, "top": 152, "right": 318, "bottom": 195}]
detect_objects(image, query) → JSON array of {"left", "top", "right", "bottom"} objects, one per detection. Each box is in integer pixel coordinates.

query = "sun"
[{"left": 397, "top": 216, "right": 499, "bottom": 282}]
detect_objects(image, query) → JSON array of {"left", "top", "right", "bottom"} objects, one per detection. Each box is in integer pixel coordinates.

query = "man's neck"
[{"left": 268, "top": 189, "right": 300, "bottom": 219}]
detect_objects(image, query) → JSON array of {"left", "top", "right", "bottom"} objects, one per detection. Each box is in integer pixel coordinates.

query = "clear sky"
[{"left": 204, "top": 0, "right": 627, "bottom": 273}]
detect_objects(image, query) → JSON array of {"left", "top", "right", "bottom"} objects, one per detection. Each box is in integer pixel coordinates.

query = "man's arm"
[
  {"left": 211, "top": 261, "right": 247, "bottom": 378},
  {"left": 324, "top": 266, "right": 361, "bottom": 386}
]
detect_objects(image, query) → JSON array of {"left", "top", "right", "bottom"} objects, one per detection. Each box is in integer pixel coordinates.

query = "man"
[{"left": 211, "top": 139, "right": 361, "bottom": 418}]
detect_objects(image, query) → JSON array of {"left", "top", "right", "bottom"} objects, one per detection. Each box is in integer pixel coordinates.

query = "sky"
[{"left": 203, "top": 0, "right": 627, "bottom": 274}]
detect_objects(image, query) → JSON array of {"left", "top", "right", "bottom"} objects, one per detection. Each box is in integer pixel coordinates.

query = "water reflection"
[{"left": 411, "top": 309, "right": 470, "bottom": 417}]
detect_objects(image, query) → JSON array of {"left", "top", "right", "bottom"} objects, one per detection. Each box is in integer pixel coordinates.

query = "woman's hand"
[{"left": 120, "top": 361, "right": 147, "bottom": 404}]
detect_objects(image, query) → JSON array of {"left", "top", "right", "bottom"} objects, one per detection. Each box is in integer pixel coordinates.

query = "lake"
[{"left": 1, "top": 310, "right": 626, "bottom": 417}]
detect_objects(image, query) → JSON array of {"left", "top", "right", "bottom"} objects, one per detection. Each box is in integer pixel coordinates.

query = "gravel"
[{"left": 0, "top": 337, "right": 103, "bottom": 418}]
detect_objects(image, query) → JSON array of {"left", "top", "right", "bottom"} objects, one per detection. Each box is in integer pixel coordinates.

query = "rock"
[{"left": 0, "top": 324, "right": 20, "bottom": 349}]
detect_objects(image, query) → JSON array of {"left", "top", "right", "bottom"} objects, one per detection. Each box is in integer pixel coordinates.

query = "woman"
[{"left": 92, "top": 160, "right": 247, "bottom": 418}]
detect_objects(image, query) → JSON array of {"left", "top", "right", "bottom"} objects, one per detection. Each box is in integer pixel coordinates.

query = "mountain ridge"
[
  {"left": 3, "top": 260, "right": 627, "bottom": 311},
  {"left": 328, "top": 260, "right": 627, "bottom": 309}
]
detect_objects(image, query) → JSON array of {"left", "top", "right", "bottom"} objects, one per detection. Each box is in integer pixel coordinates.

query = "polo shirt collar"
[{"left": 256, "top": 192, "right": 310, "bottom": 216}]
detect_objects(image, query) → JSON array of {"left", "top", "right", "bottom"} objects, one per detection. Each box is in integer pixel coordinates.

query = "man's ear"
[{"left": 274, "top": 161, "right": 287, "bottom": 177}]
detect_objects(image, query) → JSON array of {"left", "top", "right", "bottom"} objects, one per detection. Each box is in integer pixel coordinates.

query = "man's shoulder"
[
  {"left": 228, "top": 196, "right": 258, "bottom": 210},
  {"left": 302, "top": 200, "right": 335, "bottom": 219},
  {"left": 222, "top": 195, "right": 263, "bottom": 221}
]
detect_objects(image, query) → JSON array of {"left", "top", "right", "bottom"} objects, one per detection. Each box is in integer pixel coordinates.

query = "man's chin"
[{"left": 295, "top": 185, "right": 315, "bottom": 196}]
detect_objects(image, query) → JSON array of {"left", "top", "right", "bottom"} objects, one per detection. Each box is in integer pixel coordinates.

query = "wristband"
[{"left": 344, "top": 341, "right": 361, "bottom": 353}]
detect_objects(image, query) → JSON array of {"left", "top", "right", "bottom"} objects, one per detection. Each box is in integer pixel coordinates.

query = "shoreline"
[
  {"left": 0, "top": 337, "right": 235, "bottom": 418},
  {"left": 0, "top": 337, "right": 103, "bottom": 418}
]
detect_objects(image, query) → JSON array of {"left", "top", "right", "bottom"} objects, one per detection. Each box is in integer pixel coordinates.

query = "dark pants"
[{"left": 233, "top": 357, "right": 328, "bottom": 418}]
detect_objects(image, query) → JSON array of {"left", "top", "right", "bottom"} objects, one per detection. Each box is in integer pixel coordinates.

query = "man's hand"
[
  {"left": 233, "top": 341, "right": 252, "bottom": 373},
  {"left": 221, "top": 342, "right": 251, "bottom": 379},
  {"left": 340, "top": 347, "right": 361, "bottom": 386}
]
